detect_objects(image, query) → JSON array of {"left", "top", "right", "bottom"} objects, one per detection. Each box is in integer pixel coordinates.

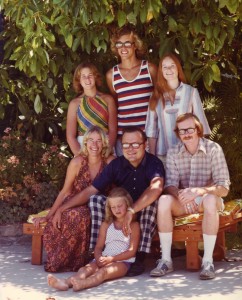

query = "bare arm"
[
  {"left": 148, "top": 62, "right": 158, "bottom": 86},
  {"left": 101, "top": 93, "right": 117, "bottom": 148},
  {"left": 123, "top": 177, "right": 164, "bottom": 236},
  {"left": 106, "top": 68, "right": 117, "bottom": 103},
  {"left": 179, "top": 185, "right": 229, "bottom": 202},
  {"left": 59, "top": 185, "right": 98, "bottom": 213},
  {"left": 51, "top": 184, "right": 98, "bottom": 229},
  {"left": 95, "top": 222, "right": 140, "bottom": 267},
  {"left": 66, "top": 99, "right": 81, "bottom": 156},
  {"left": 133, "top": 177, "right": 164, "bottom": 212},
  {"left": 33, "top": 156, "right": 81, "bottom": 227},
  {"left": 148, "top": 137, "right": 157, "bottom": 155},
  {"left": 94, "top": 222, "right": 108, "bottom": 264},
  {"left": 165, "top": 185, "right": 229, "bottom": 206}
]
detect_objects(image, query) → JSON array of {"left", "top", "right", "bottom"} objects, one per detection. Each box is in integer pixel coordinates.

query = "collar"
[
  {"left": 122, "top": 151, "right": 147, "bottom": 170},
  {"left": 178, "top": 138, "right": 207, "bottom": 155},
  {"left": 176, "top": 81, "right": 185, "bottom": 91}
]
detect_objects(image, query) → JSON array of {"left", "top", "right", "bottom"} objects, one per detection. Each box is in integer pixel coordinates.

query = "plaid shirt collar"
[{"left": 178, "top": 138, "right": 207, "bottom": 156}]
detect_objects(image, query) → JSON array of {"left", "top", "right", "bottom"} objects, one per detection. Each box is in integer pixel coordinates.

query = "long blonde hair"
[
  {"left": 105, "top": 187, "right": 133, "bottom": 223},
  {"left": 150, "top": 53, "right": 187, "bottom": 110}
]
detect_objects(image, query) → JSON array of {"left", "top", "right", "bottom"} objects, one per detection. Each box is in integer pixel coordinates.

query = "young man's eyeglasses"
[
  {"left": 115, "top": 41, "right": 135, "bottom": 49},
  {"left": 122, "top": 142, "right": 144, "bottom": 149},
  {"left": 178, "top": 128, "right": 196, "bottom": 135}
]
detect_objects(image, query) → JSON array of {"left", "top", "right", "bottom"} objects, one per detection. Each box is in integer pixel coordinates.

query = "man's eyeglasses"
[
  {"left": 115, "top": 41, "right": 135, "bottom": 49},
  {"left": 122, "top": 142, "right": 144, "bottom": 149},
  {"left": 178, "top": 128, "right": 196, "bottom": 135}
]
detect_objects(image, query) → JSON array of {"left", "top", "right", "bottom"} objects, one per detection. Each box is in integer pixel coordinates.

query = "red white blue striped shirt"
[{"left": 112, "top": 60, "right": 153, "bottom": 135}]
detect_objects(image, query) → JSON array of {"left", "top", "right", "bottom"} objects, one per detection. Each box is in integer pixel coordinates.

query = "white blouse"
[{"left": 145, "top": 82, "right": 211, "bottom": 156}]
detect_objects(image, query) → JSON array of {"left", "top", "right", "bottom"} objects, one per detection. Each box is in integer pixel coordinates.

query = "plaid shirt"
[{"left": 165, "top": 138, "right": 230, "bottom": 190}]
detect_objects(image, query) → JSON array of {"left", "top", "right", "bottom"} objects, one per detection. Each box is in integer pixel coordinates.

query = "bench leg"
[
  {"left": 185, "top": 241, "right": 201, "bottom": 270},
  {"left": 31, "top": 235, "right": 43, "bottom": 265}
]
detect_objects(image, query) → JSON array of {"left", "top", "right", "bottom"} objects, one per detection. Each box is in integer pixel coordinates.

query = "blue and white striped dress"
[{"left": 145, "top": 82, "right": 211, "bottom": 156}]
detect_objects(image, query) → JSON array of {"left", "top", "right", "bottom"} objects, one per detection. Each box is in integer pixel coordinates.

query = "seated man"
[
  {"left": 150, "top": 113, "right": 230, "bottom": 280},
  {"left": 53, "top": 126, "right": 165, "bottom": 276}
]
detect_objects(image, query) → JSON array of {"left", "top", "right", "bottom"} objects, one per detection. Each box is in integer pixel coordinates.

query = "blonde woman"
[{"left": 33, "top": 126, "right": 115, "bottom": 272}]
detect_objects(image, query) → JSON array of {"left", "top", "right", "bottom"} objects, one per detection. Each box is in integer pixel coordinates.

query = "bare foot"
[
  {"left": 47, "top": 274, "right": 69, "bottom": 291},
  {"left": 70, "top": 277, "right": 85, "bottom": 292}
]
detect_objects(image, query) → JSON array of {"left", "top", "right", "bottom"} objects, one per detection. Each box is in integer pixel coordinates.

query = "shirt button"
[
  {"left": 134, "top": 178, "right": 136, "bottom": 181},
  {"left": 133, "top": 187, "right": 136, "bottom": 190}
]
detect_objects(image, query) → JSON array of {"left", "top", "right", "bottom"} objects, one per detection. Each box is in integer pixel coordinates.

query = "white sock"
[
  {"left": 202, "top": 234, "right": 217, "bottom": 264},
  {"left": 159, "top": 232, "right": 172, "bottom": 262}
]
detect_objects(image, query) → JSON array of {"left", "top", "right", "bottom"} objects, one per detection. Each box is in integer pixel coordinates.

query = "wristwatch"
[{"left": 127, "top": 207, "right": 135, "bottom": 214}]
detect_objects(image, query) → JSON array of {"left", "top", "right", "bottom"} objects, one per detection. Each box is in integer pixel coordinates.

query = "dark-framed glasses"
[
  {"left": 122, "top": 142, "right": 144, "bottom": 149},
  {"left": 178, "top": 128, "right": 196, "bottom": 135},
  {"left": 115, "top": 41, "right": 135, "bottom": 49}
]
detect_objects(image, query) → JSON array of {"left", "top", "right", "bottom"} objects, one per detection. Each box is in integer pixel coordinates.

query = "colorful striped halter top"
[
  {"left": 77, "top": 94, "right": 109, "bottom": 134},
  {"left": 112, "top": 60, "right": 153, "bottom": 135}
]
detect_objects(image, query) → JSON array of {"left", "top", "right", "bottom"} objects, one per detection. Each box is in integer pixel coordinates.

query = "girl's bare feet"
[
  {"left": 47, "top": 274, "right": 69, "bottom": 291},
  {"left": 70, "top": 277, "right": 85, "bottom": 292}
]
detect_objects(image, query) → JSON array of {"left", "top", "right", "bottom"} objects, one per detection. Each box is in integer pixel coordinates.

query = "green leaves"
[
  {"left": 34, "top": 94, "right": 43, "bottom": 114},
  {"left": 117, "top": 10, "right": 127, "bottom": 27},
  {"left": 0, "top": 0, "right": 241, "bottom": 140}
]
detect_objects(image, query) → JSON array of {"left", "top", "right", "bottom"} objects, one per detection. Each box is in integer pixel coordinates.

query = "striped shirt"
[
  {"left": 102, "top": 223, "right": 135, "bottom": 263},
  {"left": 165, "top": 138, "right": 230, "bottom": 190},
  {"left": 145, "top": 82, "right": 211, "bottom": 155},
  {"left": 112, "top": 60, "right": 153, "bottom": 135}
]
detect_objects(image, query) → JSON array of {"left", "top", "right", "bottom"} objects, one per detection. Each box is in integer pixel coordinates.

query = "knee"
[
  {"left": 202, "top": 194, "right": 220, "bottom": 214},
  {"left": 157, "top": 195, "right": 174, "bottom": 213},
  {"left": 99, "top": 266, "right": 108, "bottom": 280}
]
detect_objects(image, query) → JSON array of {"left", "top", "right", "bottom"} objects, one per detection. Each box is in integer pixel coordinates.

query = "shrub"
[{"left": 0, "top": 127, "right": 71, "bottom": 224}]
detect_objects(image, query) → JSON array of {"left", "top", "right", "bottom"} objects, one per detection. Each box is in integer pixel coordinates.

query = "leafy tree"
[{"left": 0, "top": 0, "right": 241, "bottom": 140}]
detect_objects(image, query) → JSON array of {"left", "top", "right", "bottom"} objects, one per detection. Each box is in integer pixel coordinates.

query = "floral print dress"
[{"left": 43, "top": 156, "right": 107, "bottom": 272}]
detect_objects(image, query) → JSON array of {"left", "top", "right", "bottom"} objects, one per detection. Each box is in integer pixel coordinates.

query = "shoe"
[
  {"left": 199, "top": 261, "right": 215, "bottom": 280},
  {"left": 125, "top": 261, "right": 145, "bottom": 277},
  {"left": 150, "top": 259, "right": 173, "bottom": 277}
]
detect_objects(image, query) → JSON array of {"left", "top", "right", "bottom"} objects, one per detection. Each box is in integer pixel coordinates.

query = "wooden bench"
[
  {"left": 172, "top": 205, "right": 242, "bottom": 270},
  {"left": 23, "top": 200, "right": 242, "bottom": 268}
]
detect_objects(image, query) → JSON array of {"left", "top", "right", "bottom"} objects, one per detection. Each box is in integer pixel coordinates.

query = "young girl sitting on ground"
[{"left": 47, "top": 187, "right": 140, "bottom": 292}]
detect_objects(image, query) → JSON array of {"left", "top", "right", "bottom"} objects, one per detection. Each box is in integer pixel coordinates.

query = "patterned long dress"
[{"left": 43, "top": 156, "right": 107, "bottom": 272}]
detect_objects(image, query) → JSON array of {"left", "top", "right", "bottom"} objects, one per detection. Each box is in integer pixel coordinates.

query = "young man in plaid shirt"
[{"left": 150, "top": 113, "right": 230, "bottom": 280}]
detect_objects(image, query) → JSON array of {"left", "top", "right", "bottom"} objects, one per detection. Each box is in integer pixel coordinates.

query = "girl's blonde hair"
[
  {"left": 150, "top": 53, "right": 187, "bottom": 110},
  {"left": 80, "top": 126, "right": 111, "bottom": 158},
  {"left": 73, "top": 62, "right": 102, "bottom": 94},
  {"left": 110, "top": 25, "right": 146, "bottom": 58},
  {"left": 105, "top": 187, "right": 133, "bottom": 222}
]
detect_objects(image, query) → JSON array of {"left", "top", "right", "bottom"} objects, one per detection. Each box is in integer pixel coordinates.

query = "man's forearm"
[
  {"left": 133, "top": 178, "right": 164, "bottom": 212},
  {"left": 59, "top": 185, "right": 98, "bottom": 213},
  {"left": 191, "top": 185, "right": 229, "bottom": 198},
  {"left": 164, "top": 185, "right": 179, "bottom": 199}
]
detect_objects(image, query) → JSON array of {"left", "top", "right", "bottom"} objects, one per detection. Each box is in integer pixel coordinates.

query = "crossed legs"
[{"left": 47, "top": 261, "right": 129, "bottom": 292}]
